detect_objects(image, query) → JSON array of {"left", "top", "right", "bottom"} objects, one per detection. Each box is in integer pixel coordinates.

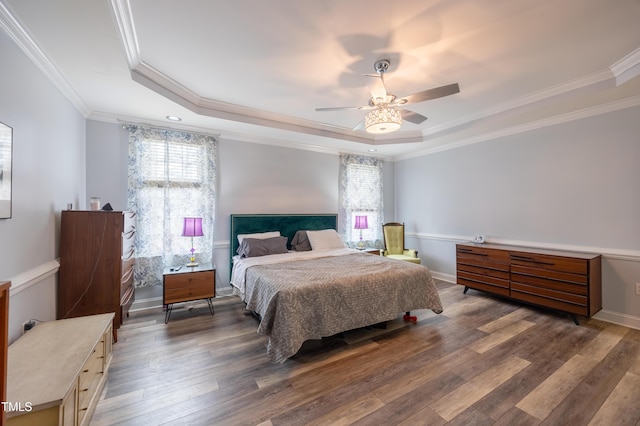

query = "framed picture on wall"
[{"left": 0, "top": 121, "right": 12, "bottom": 219}]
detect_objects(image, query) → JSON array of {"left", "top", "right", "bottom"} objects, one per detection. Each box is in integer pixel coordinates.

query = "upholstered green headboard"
[{"left": 229, "top": 213, "right": 338, "bottom": 269}]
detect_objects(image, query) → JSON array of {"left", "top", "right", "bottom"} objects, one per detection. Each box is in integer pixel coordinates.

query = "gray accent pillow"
[
  {"left": 290, "top": 230, "right": 312, "bottom": 251},
  {"left": 237, "top": 236, "right": 288, "bottom": 258}
]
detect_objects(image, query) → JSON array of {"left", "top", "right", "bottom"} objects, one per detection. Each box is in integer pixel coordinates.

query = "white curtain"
[
  {"left": 127, "top": 125, "right": 217, "bottom": 287},
  {"left": 339, "top": 153, "right": 385, "bottom": 249}
]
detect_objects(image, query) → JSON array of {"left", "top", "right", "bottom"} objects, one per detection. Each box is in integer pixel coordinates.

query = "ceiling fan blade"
[
  {"left": 365, "top": 74, "right": 388, "bottom": 105},
  {"left": 316, "top": 105, "right": 368, "bottom": 112},
  {"left": 395, "top": 83, "right": 460, "bottom": 105},
  {"left": 401, "top": 110, "right": 428, "bottom": 124},
  {"left": 352, "top": 119, "right": 365, "bottom": 131}
]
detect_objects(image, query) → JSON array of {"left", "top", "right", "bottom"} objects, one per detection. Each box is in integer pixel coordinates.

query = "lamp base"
[{"left": 186, "top": 261, "right": 199, "bottom": 267}]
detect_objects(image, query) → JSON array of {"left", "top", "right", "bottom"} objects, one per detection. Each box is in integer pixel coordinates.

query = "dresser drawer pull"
[
  {"left": 83, "top": 369, "right": 89, "bottom": 373},
  {"left": 511, "top": 255, "right": 554, "bottom": 266},
  {"left": 81, "top": 407, "right": 88, "bottom": 411},
  {"left": 458, "top": 249, "right": 488, "bottom": 256},
  {"left": 122, "top": 247, "right": 135, "bottom": 260},
  {"left": 81, "top": 388, "right": 89, "bottom": 392}
]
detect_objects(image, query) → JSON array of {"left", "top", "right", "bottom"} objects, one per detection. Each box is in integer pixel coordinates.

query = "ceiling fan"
[{"left": 316, "top": 59, "right": 460, "bottom": 134}]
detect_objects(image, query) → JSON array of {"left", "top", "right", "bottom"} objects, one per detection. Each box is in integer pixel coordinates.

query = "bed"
[{"left": 229, "top": 214, "right": 443, "bottom": 363}]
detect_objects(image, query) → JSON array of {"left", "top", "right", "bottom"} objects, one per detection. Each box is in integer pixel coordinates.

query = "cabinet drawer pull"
[
  {"left": 81, "top": 407, "right": 88, "bottom": 411},
  {"left": 82, "top": 388, "right": 89, "bottom": 392},
  {"left": 511, "top": 255, "right": 554, "bottom": 266},
  {"left": 83, "top": 369, "right": 89, "bottom": 373},
  {"left": 458, "top": 249, "right": 488, "bottom": 257}
]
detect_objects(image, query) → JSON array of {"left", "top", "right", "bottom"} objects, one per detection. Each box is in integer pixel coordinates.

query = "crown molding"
[
  {"left": 396, "top": 95, "right": 640, "bottom": 161},
  {"left": 0, "top": 1, "right": 90, "bottom": 116},
  {"left": 110, "top": 0, "right": 140, "bottom": 67},
  {"left": 610, "top": 47, "right": 640, "bottom": 86}
]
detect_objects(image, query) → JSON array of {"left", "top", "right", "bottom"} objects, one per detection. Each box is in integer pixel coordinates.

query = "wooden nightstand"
[{"left": 163, "top": 263, "right": 215, "bottom": 323}]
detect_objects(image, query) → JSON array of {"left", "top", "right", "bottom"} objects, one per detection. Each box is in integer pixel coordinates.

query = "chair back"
[{"left": 383, "top": 222, "right": 405, "bottom": 255}]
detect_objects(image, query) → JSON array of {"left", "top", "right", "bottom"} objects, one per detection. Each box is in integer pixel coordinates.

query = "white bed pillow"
[
  {"left": 306, "top": 229, "right": 345, "bottom": 250},
  {"left": 237, "top": 231, "right": 280, "bottom": 245}
]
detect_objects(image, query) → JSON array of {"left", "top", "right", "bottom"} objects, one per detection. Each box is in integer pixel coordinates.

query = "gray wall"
[
  {"left": 395, "top": 105, "right": 640, "bottom": 326},
  {"left": 86, "top": 120, "right": 129, "bottom": 211},
  {"left": 0, "top": 30, "right": 86, "bottom": 342}
]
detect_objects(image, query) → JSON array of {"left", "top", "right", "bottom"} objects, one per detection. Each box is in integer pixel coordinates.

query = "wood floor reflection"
[{"left": 92, "top": 281, "right": 640, "bottom": 425}]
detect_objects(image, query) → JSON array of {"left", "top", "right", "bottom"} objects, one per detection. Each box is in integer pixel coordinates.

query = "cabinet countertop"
[
  {"left": 6, "top": 313, "right": 114, "bottom": 412},
  {"left": 163, "top": 263, "right": 215, "bottom": 276}
]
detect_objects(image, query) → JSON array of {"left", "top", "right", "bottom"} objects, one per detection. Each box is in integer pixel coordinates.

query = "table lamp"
[
  {"left": 354, "top": 215, "right": 368, "bottom": 250},
  {"left": 182, "top": 217, "right": 203, "bottom": 267}
]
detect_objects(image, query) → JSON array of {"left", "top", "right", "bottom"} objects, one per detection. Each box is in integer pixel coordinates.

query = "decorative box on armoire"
[{"left": 58, "top": 210, "right": 136, "bottom": 342}]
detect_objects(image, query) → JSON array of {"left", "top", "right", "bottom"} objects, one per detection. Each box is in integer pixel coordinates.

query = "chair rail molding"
[
  {"left": 9, "top": 260, "right": 60, "bottom": 296},
  {"left": 407, "top": 232, "right": 640, "bottom": 262}
]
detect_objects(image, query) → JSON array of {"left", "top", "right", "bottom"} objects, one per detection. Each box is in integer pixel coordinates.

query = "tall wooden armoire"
[{"left": 58, "top": 210, "right": 135, "bottom": 342}]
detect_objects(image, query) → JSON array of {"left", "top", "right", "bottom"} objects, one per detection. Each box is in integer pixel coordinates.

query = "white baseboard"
[
  {"left": 430, "top": 271, "right": 455, "bottom": 284},
  {"left": 130, "top": 295, "right": 163, "bottom": 312},
  {"left": 130, "top": 286, "right": 236, "bottom": 313},
  {"left": 593, "top": 310, "right": 640, "bottom": 330}
]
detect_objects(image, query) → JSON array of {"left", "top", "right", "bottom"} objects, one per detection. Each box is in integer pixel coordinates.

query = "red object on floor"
[{"left": 403, "top": 314, "right": 417, "bottom": 323}]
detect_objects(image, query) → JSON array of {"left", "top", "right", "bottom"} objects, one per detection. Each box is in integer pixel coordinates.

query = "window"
[
  {"left": 339, "top": 154, "right": 384, "bottom": 248},
  {"left": 127, "top": 126, "right": 217, "bottom": 287}
]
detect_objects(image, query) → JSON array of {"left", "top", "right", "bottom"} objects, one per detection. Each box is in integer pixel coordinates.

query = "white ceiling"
[{"left": 2, "top": 0, "right": 640, "bottom": 159}]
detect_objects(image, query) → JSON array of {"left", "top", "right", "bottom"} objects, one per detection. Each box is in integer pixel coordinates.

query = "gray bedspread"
[{"left": 244, "top": 252, "right": 443, "bottom": 363}]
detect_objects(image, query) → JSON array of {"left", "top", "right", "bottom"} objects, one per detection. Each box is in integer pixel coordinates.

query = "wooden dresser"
[
  {"left": 1, "top": 281, "right": 10, "bottom": 425},
  {"left": 456, "top": 243, "right": 602, "bottom": 323},
  {"left": 6, "top": 313, "right": 113, "bottom": 426},
  {"left": 58, "top": 210, "right": 136, "bottom": 341}
]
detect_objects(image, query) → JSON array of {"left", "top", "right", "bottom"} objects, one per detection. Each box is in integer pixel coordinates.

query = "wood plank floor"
[{"left": 92, "top": 281, "right": 640, "bottom": 425}]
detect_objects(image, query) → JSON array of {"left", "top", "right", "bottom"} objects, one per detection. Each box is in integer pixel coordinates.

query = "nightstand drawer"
[{"left": 164, "top": 270, "right": 215, "bottom": 304}]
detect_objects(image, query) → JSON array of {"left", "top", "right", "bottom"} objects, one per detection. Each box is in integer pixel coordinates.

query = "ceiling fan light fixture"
[{"left": 365, "top": 106, "right": 402, "bottom": 134}]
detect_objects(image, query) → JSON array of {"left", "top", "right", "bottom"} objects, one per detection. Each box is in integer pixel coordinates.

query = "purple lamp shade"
[
  {"left": 182, "top": 217, "right": 204, "bottom": 237},
  {"left": 354, "top": 215, "right": 368, "bottom": 230}
]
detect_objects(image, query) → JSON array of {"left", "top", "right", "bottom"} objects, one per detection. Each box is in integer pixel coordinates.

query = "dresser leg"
[
  {"left": 164, "top": 304, "right": 173, "bottom": 324},
  {"left": 463, "top": 286, "right": 470, "bottom": 294},
  {"left": 207, "top": 298, "right": 215, "bottom": 316},
  {"left": 569, "top": 313, "right": 580, "bottom": 325}
]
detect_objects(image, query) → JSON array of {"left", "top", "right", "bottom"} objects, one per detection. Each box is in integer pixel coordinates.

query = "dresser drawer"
[
  {"left": 511, "top": 286, "right": 588, "bottom": 316},
  {"left": 511, "top": 270, "right": 587, "bottom": 295},
  {"left": 456, "top": 245, "right": 510, "bottom": 271},
  {"left": 78, "top": 350, "right": 103, "bottom": 407},
  {"left": 510, "top": 252, "right": 588, "bottom": 275},
  {"left": 121, "top": 268, "right": 133, "bottom": 297},
  {"left": 120, "top": 286, "right": 134, "bottom": 321},
  {"left": 456, "top": 244, "right": 510, "bottom": 296},
  {"left": 458, "top": 274, "right": 510, "bottom": 296}
]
